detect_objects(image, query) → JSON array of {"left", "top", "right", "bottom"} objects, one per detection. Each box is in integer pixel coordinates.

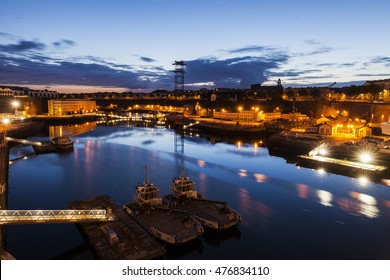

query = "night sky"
[{"left": 0, "top": 0, "right": 389, "bottom": 92}]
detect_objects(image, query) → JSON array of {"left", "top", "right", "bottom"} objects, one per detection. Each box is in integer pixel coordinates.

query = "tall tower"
[{"left": 173, "top": 60, "right": 185, "bottom": 93}]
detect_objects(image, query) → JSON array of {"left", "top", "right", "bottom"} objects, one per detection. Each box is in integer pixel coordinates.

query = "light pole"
[
  {"left": 11, "top": 101, "right": 20, "bottom": 115},
  {"left": 237, "top": 106, "right": 242, "bottom": 125}
]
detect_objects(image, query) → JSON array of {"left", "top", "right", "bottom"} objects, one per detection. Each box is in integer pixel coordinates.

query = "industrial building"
[{"left": 48, "top": 99, "right": 97, "bottom": 116}]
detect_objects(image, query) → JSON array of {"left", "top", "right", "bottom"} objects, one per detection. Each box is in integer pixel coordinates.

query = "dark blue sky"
[{"left": 0, "top": 0, "right": 389, "bottom": 92}]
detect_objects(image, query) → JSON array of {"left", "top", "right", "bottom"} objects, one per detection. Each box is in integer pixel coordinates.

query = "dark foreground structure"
[{"left": 69, "top": 195, "right": 165, "bottom": 260}]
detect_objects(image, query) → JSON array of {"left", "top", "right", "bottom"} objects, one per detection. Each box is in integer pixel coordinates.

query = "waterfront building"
[
  {"left": 305, "top": 123, "right": 332, "bottom": 135},
  {"left": 356, "top": 125, "right": 372, "bottom": 138},
  {"left": 0, "top": 86, "right": 59, "bottom": 99},
  {"left": 263, "top": 112, "right": 281, "bottom": 121},
  {"left": 213, "top": 110, "right": 258, "bottom": 123},
  {"left": 28, "top": 89, "right": 59, "bottom": 99},
  {"left": 48, "top": 99, "right": 97, "bottom": 116},
  {"left": 280, "top": 112, "right": 308, "bottom": 122},
  {"left": 0, "top": 87, "right": 13, "bottom": 97}
]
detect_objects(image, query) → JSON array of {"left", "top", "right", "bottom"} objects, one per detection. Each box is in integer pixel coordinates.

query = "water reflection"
[
  {"left": 356, "top": 176, "right": 370, "bottom": 187},
  {"left": 349, "top": 191, "right": 379, "bottom": 218},
  {"left": 202, "top": 227, "right": 241, "bottom": 248},
  {"left": 238, "top": 169, "right": 247, "bottom": 178},
  {"left": 49, "top": 122, "right": 97, "bottom": 138},
  {"left": 296, "top": 184, "right": 310, "bottom": 199},
  {"left": 317, "top": 190, "right": 333, "bottom": 207},
  {"left": 253, "top": 173, "right": 267, "bottom": 183},
  {"left": 197, "top": 160, "right": 206, "bottom": 168}
]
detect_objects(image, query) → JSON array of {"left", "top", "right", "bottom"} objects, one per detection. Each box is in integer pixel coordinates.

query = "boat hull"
[
  {"left": 32, "top": 142, "right": 57, "bottom": 154},
  {"left": 32, "top": 137, "right": 74, "bottom": 154}
]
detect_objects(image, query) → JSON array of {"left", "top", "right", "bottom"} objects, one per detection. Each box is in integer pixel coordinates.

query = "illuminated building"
[{"left": 48, "top": 100, "right": 96, "bottom": 116}]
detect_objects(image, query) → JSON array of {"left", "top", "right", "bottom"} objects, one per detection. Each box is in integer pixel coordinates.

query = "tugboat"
[
  {"left": 123, "top": 166, "right": 203, "bottom": 245},
  {"left": 33, "top": 136, "right": 74, "bottom": 154},
  {"left": 52, "top": 136, "right": 74, "bottom": 151},
  {"left": 164, "top": 174, "right": 242, "bottom": 230}
]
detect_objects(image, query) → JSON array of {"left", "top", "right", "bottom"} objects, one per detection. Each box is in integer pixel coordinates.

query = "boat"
[
  {"left": 164, "top": 175, "right": 242, "bottom": 230},
  {"left": 32, "top": 137, "right": 73, "bottom": 154},
  {"left": 267, "top": 132, "right": 323, "bottom": 155},
  {"left": 52, "top": 136, "right": 74, "bottom": 151},
  {"left": 381, "top": 116, "right": 390, "bottom": 136},
  {"left": 123, "top": 167, "right": 203, "bottom": 245},
  {"left": 193, "top": 121, "right": 266, "bottom": 139}
]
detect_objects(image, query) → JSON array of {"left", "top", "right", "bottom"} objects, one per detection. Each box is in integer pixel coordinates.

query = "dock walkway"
[{"left": 69, "top": 195, "right": 165, "bottom": 260}]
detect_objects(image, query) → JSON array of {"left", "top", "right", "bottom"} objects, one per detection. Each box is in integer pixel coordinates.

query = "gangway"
[
  {"left": 183, "top": 121, "right": 199, "bottom": 130},
  {"left": 0, "top": 209, "right": 115, "bottom": 225},
  {"left": 5, "top": 137, "right": 43, "bottom": 146}
]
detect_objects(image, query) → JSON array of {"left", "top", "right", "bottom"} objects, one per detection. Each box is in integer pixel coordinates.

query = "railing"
[
  {"left": 5, "top": 137, "right": 43, "bottom": 146},
  {"left": 0, "top": 209, "right": 113, "bottom": 225}
]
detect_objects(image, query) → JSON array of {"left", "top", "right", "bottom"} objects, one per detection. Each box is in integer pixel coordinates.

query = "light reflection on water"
[{"left": 5, "top": 124, "right": 390, "bottom": 259}]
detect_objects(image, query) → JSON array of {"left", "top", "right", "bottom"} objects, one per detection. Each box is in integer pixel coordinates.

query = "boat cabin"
[
  {"left": 135, "top": 184, "right": 163, "bottom": 206},
  {"left": 171, "top": 177, "right": 198, "bottom": 199}
]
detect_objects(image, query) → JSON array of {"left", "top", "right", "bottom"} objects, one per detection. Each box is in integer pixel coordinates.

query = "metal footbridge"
[
  {"left": 0, "top": 209, "right": 115, "bottom": 225},
  {"left": 4, "top": 137, "right": 43, "bottom": 146}
]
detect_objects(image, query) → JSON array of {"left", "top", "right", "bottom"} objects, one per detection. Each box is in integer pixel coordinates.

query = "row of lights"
[{"left": 310, "top": 145, "right": 374, "bottom": 164}]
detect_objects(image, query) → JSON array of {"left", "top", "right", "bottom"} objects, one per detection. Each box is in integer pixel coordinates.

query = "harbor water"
[{"left": 5, "top": 123, "right": 390, "bottom": 259}]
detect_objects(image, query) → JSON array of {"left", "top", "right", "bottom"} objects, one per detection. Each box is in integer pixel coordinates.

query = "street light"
[
  {"left": 237, "top": 106, "right": 242, "bottom": 125},
  {"left": 12, "top": 101, "right": 20, "bottom": 114}
]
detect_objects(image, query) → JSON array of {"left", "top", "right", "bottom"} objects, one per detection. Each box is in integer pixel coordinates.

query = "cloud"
[
  {"left": 226, "top": 45, "right": 275, "bottom": 54},
  {"left": 0, "top": 32, "right": 16, "bottom": 40},
  {"left": 373, "top": 57, "right": 390, "bottom": 63},
  {"left": 355, "top": 73, "right": 390, "bottom": 77},
  {"left": 362, "top": 56, "right": 390, "bottom": 68},
  {"left": 294, "top": 41, "right": 333, "bottom": 57},
  {"left": 139, "top": 56, "right": 156, "bottom": 63},
  {"left": 370, "top": 56, "right": 390, "bottom": 64},
  {"left": 0, "top": 51, "right": 171, "bottom": 90},
  {"left": 0, "top": 35, "right": 292, "bottom": 91},
  {"left": 307, "top": 46, "right": 333, "bottom": 55},
  {"left": 53, "top": 39, "right": 76, "bottom": 48},
  {"left": 268, "top": 69, "right": 321, "bottom": 78},
  {"left": 185, "top": 54, "right": 288, "bottom": 88},
  {"left": 339, "top": 62, "right": 356, "bottom": 67},
  {"left": 0, "top": 40, "right": 46, "bottom": 52},
  {"left": 317, "top": 63, "right": 336, "bottom": 67},
  {"left": 304, "top": 39, "right": 321, "bottom": 45},
  {"left": 133, "top": 54, "right": 157, "bottom": 63}
]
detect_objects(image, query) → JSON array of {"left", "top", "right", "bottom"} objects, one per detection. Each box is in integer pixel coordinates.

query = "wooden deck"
[{"left": 69, "top": 195, "right": 165, "bottom": 260}]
